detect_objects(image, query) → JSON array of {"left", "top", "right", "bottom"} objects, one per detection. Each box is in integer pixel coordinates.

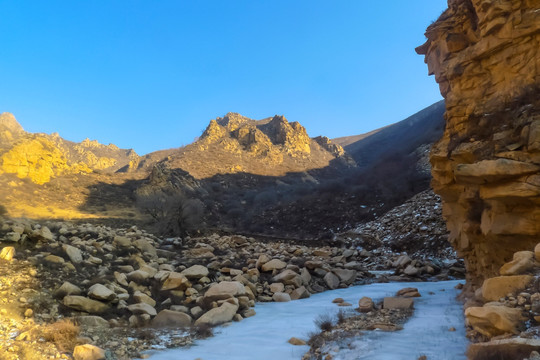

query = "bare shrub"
[
  {"left": 42, "top": 319, "right": 80, "bottom": 352},
  {"left": 314, "top": 313, "right": 334, "bottom": 332},
  {"left": 137, "top": 191, "right": 205, "bottom": 236}
]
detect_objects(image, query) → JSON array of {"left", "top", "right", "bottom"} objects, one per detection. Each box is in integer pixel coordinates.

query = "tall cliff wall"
[{"left": 417, "top": 0, "right": 540, "bottom": 289}]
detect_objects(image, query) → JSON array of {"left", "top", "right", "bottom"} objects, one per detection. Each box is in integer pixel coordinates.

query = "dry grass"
[{"left": 41, "top": 319, "right": 80, "bottom": 352}]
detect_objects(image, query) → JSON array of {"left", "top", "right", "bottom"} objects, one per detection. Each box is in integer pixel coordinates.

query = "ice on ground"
[{"left": 148, "top": 280, "right": 468, "bottom": 360}]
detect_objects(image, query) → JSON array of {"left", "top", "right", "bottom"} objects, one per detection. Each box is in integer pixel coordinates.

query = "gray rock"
[
  {"left": 64, "top": 296, "right": 109, "bottom": 314},
  {"left": 195, "top": 302, "right": 239, "bottom": 327},
  {"left": 152, "top": 309, "right": 192, "bottom": 328},
  {"left": 324, "top": 272, "right": 340, "bottom": 290}
]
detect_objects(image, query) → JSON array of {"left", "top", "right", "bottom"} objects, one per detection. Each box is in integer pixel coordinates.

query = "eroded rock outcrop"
[
  {"left": 163, "top": 112, "right": 354, "bottom": 178},
  {"left": 0, "top": 113, "right": 140, "bottom": 184},
  {"left": 417, "top": 0, "right": 540, "bottom": 289}
]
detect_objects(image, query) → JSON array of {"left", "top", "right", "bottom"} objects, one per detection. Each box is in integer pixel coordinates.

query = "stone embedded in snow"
[
  {"left": 64, "top": 296, "right": 109, "bottom": 314},
  {"left": 383, "top": 297, "right": 414, "bottom": 310},
  {"left": 288, "top": 337, "right": 306, "bottom": 346},
  {"left": 152, "top": 309, "right": 192, "bottom": 328},
  {"left": 73, "top": 344, "right": 106, "bottom": 360},
  {"left": 481, "top": 275, "right": 533, "bottom": 302},
  {"left": 88, "top": 284, "right": 116, "bottom": 301},
  {"left": 195, "top": 302, "right": 239, "bottom": 327},
  {"left": 290, "top": 286, "right": 310, "bottom": 300},
  {"left": 181, "top": 264, "right": 209, "bottom": 279},
  {"left": 63, "top": 244, "right": 83, "bottom": 264},
  {"left": 465, "top": 305, "right": 524, "bottom": 338},
  {"left": 396, "top": 287, "right": 421, "bottom": 298},
  {"left": 324, "top": 272, "right": 340, "bottom": 290},
  {"left": 358, "top": 296, "right": 374, "bottom": 313},
  {"left": 272, "top": 292, "right": 291, "bottom": 302},
  {"left": 261, "top": 259, "right": 287, "bottom": 272}
]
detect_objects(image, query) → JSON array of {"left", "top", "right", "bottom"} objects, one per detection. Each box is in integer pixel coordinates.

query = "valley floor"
[{"left": 0, "top": 212, "right": 461, "bottom": 360}]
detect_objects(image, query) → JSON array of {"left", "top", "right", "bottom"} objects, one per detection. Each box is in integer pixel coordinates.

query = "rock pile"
[
  {"left": 465, "top": 243, "right": 540, "bottom": 359},
  {"left": 0, "top": 217, "right": 406, "bottom": 359}
]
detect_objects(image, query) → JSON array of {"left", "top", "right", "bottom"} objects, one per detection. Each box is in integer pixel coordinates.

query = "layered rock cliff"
[
  {"left": 417, "top": 0, "right": 540, "bottom": 289},
  {"left": 164, "top": 112, "right": 354, "bottom": 179},
  {"left": 0, "top": 113, "right": 140, "bottom": 184}
]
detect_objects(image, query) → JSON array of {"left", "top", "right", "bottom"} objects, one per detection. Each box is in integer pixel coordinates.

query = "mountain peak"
[{"left": 0, "top": 112, "right": 24, "bottom": 135}]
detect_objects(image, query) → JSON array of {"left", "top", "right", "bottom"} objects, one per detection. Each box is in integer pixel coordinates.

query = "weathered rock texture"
[
  {"left": 417, "top": 0, "right": 540, "bottom": 289},
  {"left": 0, "top": 113, "right": 139, "bottom": 184},
  {"left": 163, "top": 112, "right": 354, "bottom": 179}
]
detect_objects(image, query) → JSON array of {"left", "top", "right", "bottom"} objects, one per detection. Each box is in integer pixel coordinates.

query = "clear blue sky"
[{"left": 0, "top": 1, "right": 446, "bottom": 155}]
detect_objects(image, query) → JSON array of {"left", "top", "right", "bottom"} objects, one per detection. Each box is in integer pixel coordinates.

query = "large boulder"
[
  {"left": 383, "top": 297, "right": 414, "bottom": 310},
  {"left": 54, "top": 282, "right": 82, "bottom": 298},
  {"left": 88, "top": 284, "right": 116, "bottom": 302},
  {"left": 272, "top": 292, "right": 291, "bottom": 302},
  {"left": 63, "top": 244, "right": 83, "bottom": 264},
  {"left": 64, "top": 296, "right": 109, "bottom": 314},
  {"left": 161, "top": 272, "right": 192, "bottom": 291},
  {"left": 181, "top": 265, "right": 209, "bottom": 279},
  {"left": 465, "top": 305, "right": 524, "bottom": 338},
  {"left": 290, "top": 286, "right": 310, "bottom": 300},
  {"left": 272, "top": 270, "right": 303, "bottom": 288},
  {"left": 499, "top": 251, "right": 535, "bottom": 276},
  {"left": 152, "top": 310, "right": 192, "bottom": 328},
  {"left": 261, "top": 259, "right": 287, "bottom": 272},
  {"left": 194, "top": 302, "right": 239, "bottom": 327},
  {"left": 324, "top": 272, "right": 340, "bottom": 290},
  {"left": 467, "top": 338, "right": 540, "bottom": 360},
  {"left": 73, "top": 344, "right": 106, "bottom": 360},
  {"left": 204, "top": 281, "right": 246, "bottom": 302},
  {"left": 481, "top": 275, "right": 534, "bottom": 302},
  {"left": 358, "top": 296, "right": 374, "bottom": 313},
  {"left": 332, "top": 269, "right": 356, "bottom": 285},
  {"left": 127, "top": 303, "right": 157, "bottom": 316}
]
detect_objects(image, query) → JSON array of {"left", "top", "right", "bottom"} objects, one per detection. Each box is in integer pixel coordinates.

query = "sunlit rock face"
[
  {"left": 417, "top": 0, "right": 540, "bottom": 289},
  {"left": 0, "top": 112, "right": 139, "bottom": 184},
  {"left": 169, "top": 112, "right": 354, "bottom": 179}
]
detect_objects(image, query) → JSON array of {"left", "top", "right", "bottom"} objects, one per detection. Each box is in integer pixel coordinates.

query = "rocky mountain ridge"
[
  {"left": 162, "top": 112, "right": 354, "bottom": 179},
  {"left": 0, "top": 113, "right": 140, "bottom": 185}
]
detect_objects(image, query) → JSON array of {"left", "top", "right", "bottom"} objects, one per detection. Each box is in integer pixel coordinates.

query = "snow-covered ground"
[{"left": 148, "top": 280, "right": 468, "bottom": 360}]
